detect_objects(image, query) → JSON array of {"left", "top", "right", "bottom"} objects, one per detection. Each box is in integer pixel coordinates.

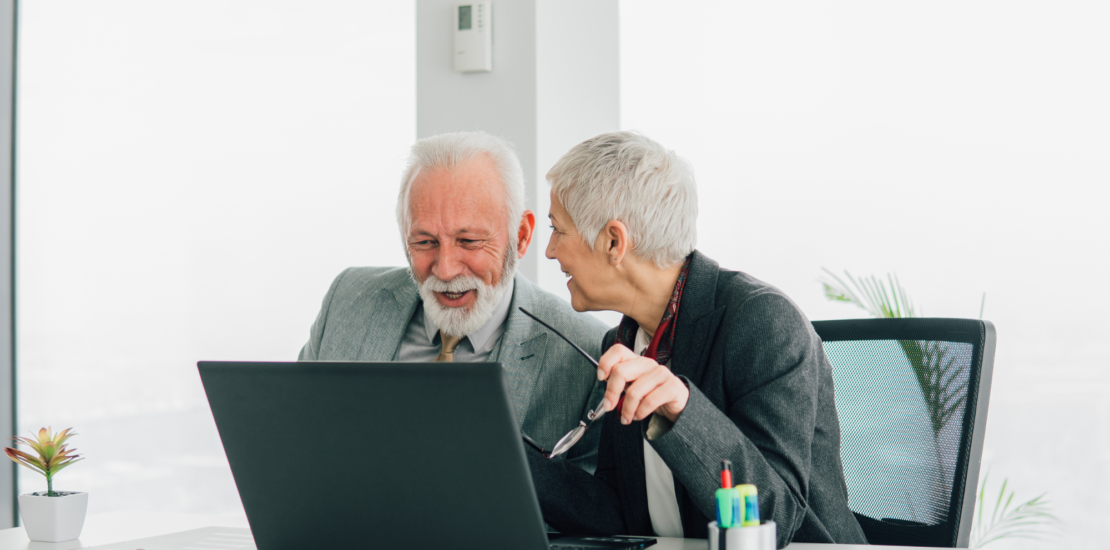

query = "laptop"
[{"left": 199, "top": 361, "right": 656, "bottom": 550}]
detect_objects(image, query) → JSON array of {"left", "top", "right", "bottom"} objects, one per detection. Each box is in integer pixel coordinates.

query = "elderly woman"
[{"left": 528, "top": 132, "right": 867, "bottom": 547}]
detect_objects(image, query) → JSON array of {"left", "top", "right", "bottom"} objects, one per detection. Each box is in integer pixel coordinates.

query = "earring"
[{"left": 610, "top": 258, "right": 617, "bottom": 263}]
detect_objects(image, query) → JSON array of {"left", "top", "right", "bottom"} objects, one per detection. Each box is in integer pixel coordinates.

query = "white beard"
[{"left": 417, "top": 252, "right": 516, "bottom": 338}]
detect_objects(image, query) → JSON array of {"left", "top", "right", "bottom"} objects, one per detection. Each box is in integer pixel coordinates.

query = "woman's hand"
[{"left": 597, "top": 344, "right": 690, "bottom": 424}]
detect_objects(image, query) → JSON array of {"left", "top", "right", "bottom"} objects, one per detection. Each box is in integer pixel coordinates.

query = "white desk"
[
  {"left": 0, "top": 511, "right": 916, "bottom": 549},
  {"left": 0, "top": 511, "right": 249, "bottom": 550}
]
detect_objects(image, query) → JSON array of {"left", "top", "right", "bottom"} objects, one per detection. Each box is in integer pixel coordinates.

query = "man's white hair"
[
  {"left": 546, "top": 131, "right": 697, "bottom": 269},
  {"left": 396, "top": 131, "right": 526, "bottom": 249}
]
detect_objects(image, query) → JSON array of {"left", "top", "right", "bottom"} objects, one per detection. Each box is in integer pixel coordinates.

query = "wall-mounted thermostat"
[{"left": 454, "top": 2, "right": 492, "bottom": 73}]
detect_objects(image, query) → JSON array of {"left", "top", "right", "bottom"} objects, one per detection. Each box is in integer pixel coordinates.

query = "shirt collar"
[{"left": 422, "top": 278, "right": 516, "bottom": 353}]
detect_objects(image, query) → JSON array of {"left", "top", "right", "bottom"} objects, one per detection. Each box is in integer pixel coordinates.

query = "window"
[{"left": 18, "top": 1, "right": 414, "bottom": 515}]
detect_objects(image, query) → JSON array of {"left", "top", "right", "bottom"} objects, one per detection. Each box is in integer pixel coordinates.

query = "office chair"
[{"left": 812, "top": 318, "right": 995, "bottom": 548}]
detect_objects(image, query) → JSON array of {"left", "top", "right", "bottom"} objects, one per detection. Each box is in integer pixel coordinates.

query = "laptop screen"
[{"left": 200, "top": 361, "right": 550, "bottom": 550}]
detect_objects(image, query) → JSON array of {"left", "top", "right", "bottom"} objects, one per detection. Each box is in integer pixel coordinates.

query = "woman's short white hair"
[
  {"left": 547, "top": 131, "right": 697, "bottom": 268},
  {"left": 396, "top": 131, "right": 526, "bottom": 247}
]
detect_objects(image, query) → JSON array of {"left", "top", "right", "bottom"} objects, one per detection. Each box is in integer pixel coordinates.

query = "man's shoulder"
[
  {"left": 303, "top": 266, "right": 419, "bottom": 361},
  {"left": 331, "top": 266, "right": 416, "bottom": 296},
  {"left": 513, "top": 275, "right": 609, "bottom": 340}
]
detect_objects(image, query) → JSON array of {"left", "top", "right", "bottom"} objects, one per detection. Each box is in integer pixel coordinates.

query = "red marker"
[{"left": 716, "top": 460, "right": 736, "bottom": 528}]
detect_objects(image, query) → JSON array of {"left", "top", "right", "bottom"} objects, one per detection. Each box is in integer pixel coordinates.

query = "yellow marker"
[{"left": 736, "top": 484, "right": 760, "bottom": 527}]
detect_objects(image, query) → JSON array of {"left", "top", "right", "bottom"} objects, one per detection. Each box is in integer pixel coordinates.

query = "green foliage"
[
  {"left": 898, "top": 339, "right": 968, "bottom": 441},
  {"left": 970, "top": 471, "right": 1060, "bottom": 548},
  {"left": 821, "top": 269, "right": 1060, "bottom": 546},
  {"left": 821, "top": 269, "right": 917, "bottom": 319},
  {"left": 820, "top": 269, "right": 967, "bottom": 439},
  {"left": 5, "top": 427, "right": 83, "bottom": 497}
]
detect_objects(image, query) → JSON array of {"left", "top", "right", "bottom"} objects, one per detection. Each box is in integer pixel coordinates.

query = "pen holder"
[{"left": 707, "top": 520, "right": 776, "bottom": 550}]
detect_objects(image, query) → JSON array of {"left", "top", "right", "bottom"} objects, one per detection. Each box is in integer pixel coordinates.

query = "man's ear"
[
  {"left": 600, "top": 220, "right": 630, "bottom": 265},
  {"left": 516, "top": 210, "right": 536, "bottom": 258}
]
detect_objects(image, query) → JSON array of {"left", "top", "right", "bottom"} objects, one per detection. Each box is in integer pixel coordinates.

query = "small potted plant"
[{"left": 4, "top": 427, "right": 87, "bottom": 542}]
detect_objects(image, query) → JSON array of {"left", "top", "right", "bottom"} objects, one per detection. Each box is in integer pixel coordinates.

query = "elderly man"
[{"left": 299, "top": 131, "right": 608, "bottom": 471}]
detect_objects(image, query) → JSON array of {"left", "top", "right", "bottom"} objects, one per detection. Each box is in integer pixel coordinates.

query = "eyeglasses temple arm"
[
  {"left": 519, "top": 307, "right": 600, "bottom": 368},
  {"left": 521, "top": 431, "right": 549, "bottom": 457}
]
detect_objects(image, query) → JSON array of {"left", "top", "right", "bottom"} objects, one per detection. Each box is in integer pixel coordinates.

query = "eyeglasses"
[{"left": 519, "top": 307, "right": 620, "bottom": 459}]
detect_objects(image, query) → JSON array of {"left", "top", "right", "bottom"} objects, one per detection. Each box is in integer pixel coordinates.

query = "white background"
[
  {"left": 619, "top": 2, "right": 1110, "bottom": 549},
  {"left": 16, "top": 1, "right": 1109, "bottom": 548}
]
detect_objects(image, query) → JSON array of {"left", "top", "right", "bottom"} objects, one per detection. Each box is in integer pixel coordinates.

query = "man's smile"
[{"left": 438, "top": 289, "right": 474, "bottom": 306}]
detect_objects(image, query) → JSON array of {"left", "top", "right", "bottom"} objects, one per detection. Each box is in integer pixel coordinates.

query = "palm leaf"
[
  {"left": 821, "top": 270, "right": 1058, "bottom": 548},
  {"left": 821, "top": 268, "right": 918, "bottom": 319},
  {"left": 822, "top": 269, "right": 968, "bottom": 437},
  {"left": 970, "top": 471, "right": 1060, "bottom": 548}
]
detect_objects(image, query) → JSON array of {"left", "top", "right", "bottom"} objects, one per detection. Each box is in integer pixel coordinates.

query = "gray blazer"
[
  {"left": 299, "top": 266, "right": 610, "bottom": 471},
  {"left": 525, "top": 251, "right": 868, "bottom": 547}
]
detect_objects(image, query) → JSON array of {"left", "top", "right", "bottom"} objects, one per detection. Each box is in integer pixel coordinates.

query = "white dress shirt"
[{"left": 634, "top": 327, "right": 684, "bottom": 538}]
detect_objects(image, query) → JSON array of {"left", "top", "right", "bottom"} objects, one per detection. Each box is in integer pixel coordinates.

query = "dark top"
[{"left": 526, "top": 251, "right": 868, "bottom": 548}]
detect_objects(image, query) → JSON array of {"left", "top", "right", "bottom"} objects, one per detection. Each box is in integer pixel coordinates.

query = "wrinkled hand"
[{"left": 597, "top": 344, "right": 689, "bottom": 424}]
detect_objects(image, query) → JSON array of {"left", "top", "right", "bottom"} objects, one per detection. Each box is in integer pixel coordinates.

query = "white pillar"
[{"left": 416, "top": 0, "right": 619, "bottom": 298}]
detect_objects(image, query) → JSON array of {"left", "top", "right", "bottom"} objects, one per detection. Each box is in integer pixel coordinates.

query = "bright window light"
[{"left": 17, "top": 0, "right": 414, "bottom": 515}]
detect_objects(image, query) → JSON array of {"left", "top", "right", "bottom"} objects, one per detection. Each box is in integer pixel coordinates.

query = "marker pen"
[
  {"left": 736, "top": 484, "right": 760, "bottom": 527},
  {"left": 715, "top": 460, "right": 736, "bottom": 528}
]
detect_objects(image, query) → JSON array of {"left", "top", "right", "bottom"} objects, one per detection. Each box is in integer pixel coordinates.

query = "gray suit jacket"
[
  {"left": 525, "top": 251, "right": 868, "bottom": 547},
  {"left": 299, "top": 266, "right": 610, "bottom": 471}
]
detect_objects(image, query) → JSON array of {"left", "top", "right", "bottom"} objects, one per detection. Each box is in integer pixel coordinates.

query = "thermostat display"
[
  {"left": 454, "top": 3, "right": 491, "bottom": 73},
  {"left": 458, "top": 5, "right": 472, "bottom": 30}
]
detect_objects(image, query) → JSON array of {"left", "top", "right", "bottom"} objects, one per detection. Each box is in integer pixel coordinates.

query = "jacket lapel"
[
  {"left": 491, "top": 275, "right": 549, "bottom": 427},
  {"left": 355, "top": 271, "right": 420, "bottom": 362},
  {"left": 671, "top": 308, "right": 727, "bottom": 388},
  {"left": 671, "top": 251, "right": 726, "bottom": 387}
]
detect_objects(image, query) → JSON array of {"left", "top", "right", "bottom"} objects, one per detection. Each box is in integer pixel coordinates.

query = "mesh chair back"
[{"left": 813, "top": 318, "right": 995, "bottom": 548}]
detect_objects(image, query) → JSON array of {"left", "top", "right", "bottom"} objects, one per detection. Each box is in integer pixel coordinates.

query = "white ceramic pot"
[{"left": 17, "top": 491, "right": 88, "bottom": 542}]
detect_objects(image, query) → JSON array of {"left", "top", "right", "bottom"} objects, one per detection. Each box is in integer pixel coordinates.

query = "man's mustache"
[{"left": 421, "top": 275, "right": 485, "bottom": 293}]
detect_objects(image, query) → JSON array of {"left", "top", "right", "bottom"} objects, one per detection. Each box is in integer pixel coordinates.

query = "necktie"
[{"left": 435, "top": 333, "right": 464, "bottom": 362}]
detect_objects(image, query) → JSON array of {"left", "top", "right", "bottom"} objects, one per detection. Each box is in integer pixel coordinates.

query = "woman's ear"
[{"left": 600, "top": 220, "right": 630, "bottom": 266}]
